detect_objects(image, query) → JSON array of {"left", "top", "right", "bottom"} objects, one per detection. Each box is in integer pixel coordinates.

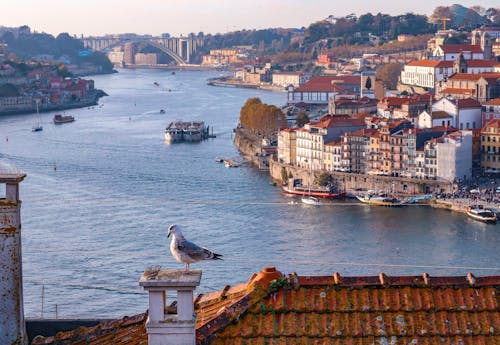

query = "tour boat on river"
[
  {"left": 53, "top": 114, "right": 75, "bottom": 124},
  {"left": 164, "top": 120, "right": 209, "bottom": 143},
  {"left": 281, "top": 178, "right": 345, "bottom": 199},
  {"left": 466, "top": 206, "right": 497, "bottom": 223},
  {"left": 356, "top": 194, "right": 404, "bottom": 206}
]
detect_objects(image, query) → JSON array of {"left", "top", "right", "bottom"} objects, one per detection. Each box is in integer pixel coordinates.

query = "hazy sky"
[{"left": 1, "top": 0, "right": 499, "bottom": 37}]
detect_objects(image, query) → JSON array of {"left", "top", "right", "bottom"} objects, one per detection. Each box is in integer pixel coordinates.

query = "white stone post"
[
  {"left": 139, "top": 270, "right": 201, "bottom": 345},
  {"left": 0, "top": 173, "right": 27, "bottom": 345}
]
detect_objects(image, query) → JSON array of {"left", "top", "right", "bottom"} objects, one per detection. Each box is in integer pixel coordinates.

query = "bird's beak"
[{"left": 167, "top": 230, "right": 171, "bottom": 238}]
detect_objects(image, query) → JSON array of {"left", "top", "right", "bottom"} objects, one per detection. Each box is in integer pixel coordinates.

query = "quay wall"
[
  {"left": 269, "top": 161, "right": 454, "bottom": 195},
  {"left": 234, "top": 128, "right": 454, "bottom": 195}
]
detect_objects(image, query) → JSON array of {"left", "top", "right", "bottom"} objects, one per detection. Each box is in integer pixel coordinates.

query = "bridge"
[{"left": 82, "top": 35, "right": 204, "bottom": 66}]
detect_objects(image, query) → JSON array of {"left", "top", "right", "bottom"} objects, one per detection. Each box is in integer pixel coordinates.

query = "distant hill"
[{"left": 0, "top": 26, "right": 114, "bottom": 74}]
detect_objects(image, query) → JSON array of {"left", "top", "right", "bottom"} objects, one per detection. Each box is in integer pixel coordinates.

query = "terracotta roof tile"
[
  {"left": 31, "top": 268, "right": 500, "bottom": 345},
  {"left": 484, "top": 98, "right": 500, "bottom": 106},
  {"left": 294, "top": 75, "right": 360, "bottom": 92},
  {"left": 438, "top": 44, "right": 483, "bottom": 53}
]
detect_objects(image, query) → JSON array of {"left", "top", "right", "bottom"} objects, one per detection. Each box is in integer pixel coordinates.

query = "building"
[
  {"left": 482, "top": 98, "right": 500, "bottom": 125},
  {"left": 417, "top": 110, "right": 453, "bottom": 128},
  {"left": 435, "top": 131, "right": 473, "bottom": 182},
  {"left": 432, "top": 44, "right": 484, "bottom": 61},
  {"left": 287, "top": 75, "right": 361, "bottom": 105},
  {"left": 328, "top": 96, "right": 377, "bottom": 115},
  {"left": 0, "top": 96, "right": 33, "bottom": 112},
  {"left": 277, "top": 128, "right": 297, "bottom": 165},
  {"left": 30, "top": 267, "right": 500, "bottom": 345},
  {"left": 123, "top": 43, "right": 135, "bottom": 65},
  {"left": 202, "top": 49, "right": 239, "bottom": 66},
  {"left": 438, "top": 72, "right": 500, "bottom": 102},
  {"left": 481, "top": 118, "right": 500, "bottom": 173},
  {"left": 271, "top": 71, "right": 310, "bottom": 88},
  {"left": 400, "top": 60, "right": 453, "bottom": 90},
  {"left": 323, "top": 140, "right": 343, "bottom": 171},
  {"left": 294, "top": 116, "right": 365, "bottom": 170},
  {"left": 134, "top": 53, "right": 158, "bottom": 65},
  {"left": 341, "top": 128, "right": 378, "bottom": 173},
  {"left": 107, "top": 51, "right": 124, "bottom": 65},
  {"left": 432, "top": 97, "right": 483, "bottom": 130}
]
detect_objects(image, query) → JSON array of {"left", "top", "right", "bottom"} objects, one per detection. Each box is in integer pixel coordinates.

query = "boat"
[
  {"left": 53, "top": 114, "right": 75, "bottom": 124},
  {"left": 301, "top": 196, "right": 323, "bottom": 206},
  {"left": 281, "top": 178, "right": 345, "bottom": 199},
  {"left": 165, "top": 121, "right": 209, "bottom": 143},
  {"left": 356, "top": 194, "right": 404, "bottom": 206},
  {"left": 466, "top": 206, "right": 497, "bottom": 223},
  {"left": 31, "top": 101, "right": 43, "bottom": 132},
  {"left": 160, "top": 109, "right": 166, "bottom": 114},
  {"left": 223, "top": 158, "right": 239, "bottom": 168}
]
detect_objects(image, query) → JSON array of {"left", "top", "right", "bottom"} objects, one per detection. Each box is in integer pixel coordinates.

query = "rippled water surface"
[{"left": 0, "top": 69, "right": 498, "bottom": 318}]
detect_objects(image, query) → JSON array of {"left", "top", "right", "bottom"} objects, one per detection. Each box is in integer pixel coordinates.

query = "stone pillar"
[
  {"left": 0, "top": 172, "right": 27, "bottom": 345},
  {"left": 139, "top": 269, "right": 201, "bottom": 345}
]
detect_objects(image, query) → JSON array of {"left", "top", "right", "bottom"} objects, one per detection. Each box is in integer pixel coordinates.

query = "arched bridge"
[{"left": 82, "top": 36, "right": 204, "bottom": 65}]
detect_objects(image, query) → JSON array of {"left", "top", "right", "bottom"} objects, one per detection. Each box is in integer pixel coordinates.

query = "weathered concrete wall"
[
  {"left": 0, "top": 201, "right": 27, "bottom": 345},
  {"left": 270, "top": 160, "right": 454, "bottom": 195}
]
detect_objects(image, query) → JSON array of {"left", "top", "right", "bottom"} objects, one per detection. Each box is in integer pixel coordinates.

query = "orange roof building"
[{"left": 31, "top": 267, "right": 500, "bottom": 345}]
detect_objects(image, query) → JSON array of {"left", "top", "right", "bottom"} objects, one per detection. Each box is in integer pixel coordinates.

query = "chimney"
[
  {"left": 0, "top": 171, "right": 27, "bottom": 345},
  {"left": 139, "top": 269, "right": 201, "bottom": 345}
]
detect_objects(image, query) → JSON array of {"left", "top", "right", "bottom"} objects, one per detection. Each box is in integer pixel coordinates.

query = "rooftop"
[
  {"left": 438, "top": 44, "right": 484, "bottom": 54},
  {"left": 31, "top": 267, "right": 500, "bottom": 345}
]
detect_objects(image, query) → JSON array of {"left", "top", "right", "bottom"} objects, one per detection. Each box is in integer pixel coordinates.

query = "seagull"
[{"left": 167, "top": 224, "right": 223, "bottom": 272}]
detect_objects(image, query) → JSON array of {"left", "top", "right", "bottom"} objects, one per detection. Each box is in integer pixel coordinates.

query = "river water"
[{"left": 0, "top": 69, "right": 498, "bottom": 318}]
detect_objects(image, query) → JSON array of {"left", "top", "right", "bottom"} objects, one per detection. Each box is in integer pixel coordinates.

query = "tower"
[
  {"left": 0, "top": 169, "right": 27, "bottom": 345},
  {"left": 480, "top": 32, "right": 492, "bottom": 60}
]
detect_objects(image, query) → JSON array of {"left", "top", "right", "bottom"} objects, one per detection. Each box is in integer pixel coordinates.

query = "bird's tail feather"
[{"left": 212, "top": 253, "right": 223, "bottom": 260}]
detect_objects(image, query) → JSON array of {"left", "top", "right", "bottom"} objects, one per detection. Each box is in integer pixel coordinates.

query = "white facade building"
[
  {"left": 432, "top": 97, "right": 482, "bottom": 130},
  {"left": 400, "top": 60, "right": 453, "bottom": 89},
  {"left": 417, "top": 110, "right": 453, "bottom": 129},
  {"left": 436, "top": 131, "right": 472, "bottom": 182},
  {"left": 272, "top": 71, "right": 310, "bottom": 88},
  {"left": 432, "top": 45, "right": 484, "bottom": 61}
]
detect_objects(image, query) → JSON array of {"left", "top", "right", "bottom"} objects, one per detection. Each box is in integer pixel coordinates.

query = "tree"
[
  {"left": 365, "top": 76, "right": 372, "bottom": 90},
  {"left": 376, "top": 63, "right": 403, "bottom": 89},
  {"left": 296, "top": 110, "right": 310, "bottom": 127}
]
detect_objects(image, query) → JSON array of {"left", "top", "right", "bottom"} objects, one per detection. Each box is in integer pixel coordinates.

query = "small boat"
[
  {"left": 160, "top": 109, "right": 166, "bottom": 114},
  {"left": 32, "top": 101, "right": 43, "bottom": 132},
  {"left": 53, "top": 114, "right": 75, "bottom": 124},
  {"left": 223, "top": 158, "right": 240, "bottom": 168},
  {"left": 356, "top": 194, "right": 404, "bottom": 206},
  {"left": 466, "top": 206, "right": 497, "bottom": 223},
  {"left": 153, "top": 81, "right": 160, "bottom": 87},
  {"left": 301, "top": 196, "right": 323, "bottom": 206},
  {"left": 214, "top": 157, "right": 224, "bottom": 163}
]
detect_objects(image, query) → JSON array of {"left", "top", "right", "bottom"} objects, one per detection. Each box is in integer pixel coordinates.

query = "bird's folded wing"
[{"left": 179, "top": 240, "right": 212, "bottom": 260}]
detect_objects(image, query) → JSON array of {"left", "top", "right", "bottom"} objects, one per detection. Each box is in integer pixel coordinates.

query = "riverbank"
[
  {"left": 207, "top": 76, "right": 285, "bottom": 92},
  {"left": 234, "top": 128, "right": 500, "bottom": 220},
  {"left": 0, "top": 90, "right": 107, "bottom": 116}
]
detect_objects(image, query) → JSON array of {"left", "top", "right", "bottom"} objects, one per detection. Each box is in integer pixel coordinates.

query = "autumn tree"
[
  {"left": 239, "top": 98, "right": 286, "bottom": 138},
  {"left": 376, "top": 63, "right": 403, "bottom": 90}
]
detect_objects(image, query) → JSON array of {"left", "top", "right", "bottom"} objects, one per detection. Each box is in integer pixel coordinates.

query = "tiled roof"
[
  {"left": 31, "top": 267, "right": 500, "bottom": 345},
  {"left": 483, "top": 118, "right": 500, "bottom": 130},
  {"left": 438, "top": 44, "right": 483, "bottom": 53},
  {"left": 406, "top": 60, "right": 452, "bottom": 68},
  {"left": 466, "top": 59, "right": 498, "bottom": 68},
  {"left": 456, "top": 98, "right": 482, "bottom": 109},
  {"left": 484, "top": 98, "right": 500, "bottom": 106},
  {"left": 430, "top": 110, "right": 452, "bottom": 119},
  {"left": 294, "top": 75, "right": 360, "bottom": 92},
  {"left": 442, "top": 87, "right": 476, "bottom": 96},
  {"left": 449, "top": 72, "right": 500, "bottom": 81}
]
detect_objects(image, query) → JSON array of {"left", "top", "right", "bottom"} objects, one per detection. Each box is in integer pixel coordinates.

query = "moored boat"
[
  {"left": 301, "top": 196, "right": 323, "bottom": 206},
  {"left": 466, "top": 206, "right": 497, "bottom": 223},
  {"left": 356, "top": 194, "right": 404, "bottom": 206},
  {"left": 164, "top": 120, "right": 209, "bottom": 143},
  {"left": 281, "top": 184, "right": 346, "bottom": 198},
  {"left": 53, "top": 114, "right": 75, "bottom": 124}
]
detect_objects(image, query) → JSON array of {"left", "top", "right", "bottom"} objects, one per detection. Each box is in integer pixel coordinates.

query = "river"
[{"left": 0, "top": 68, "right": 498, "bottom": 318}]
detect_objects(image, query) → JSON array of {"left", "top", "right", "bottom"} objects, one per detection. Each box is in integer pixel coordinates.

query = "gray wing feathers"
[{"left": 179, "top": 239, "right": 218, "bottom": 260}]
